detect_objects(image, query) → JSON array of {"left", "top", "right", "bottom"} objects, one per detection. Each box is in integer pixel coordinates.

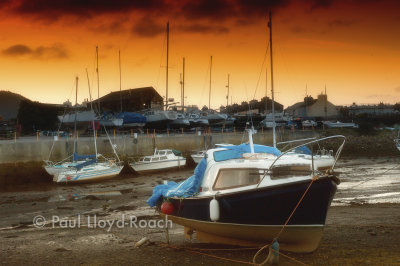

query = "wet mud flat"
[{"left": 1, "top": 158, "right": 400, "bottom": 265}]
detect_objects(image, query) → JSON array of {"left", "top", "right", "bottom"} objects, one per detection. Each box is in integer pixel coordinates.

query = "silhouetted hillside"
[
  {"left": 0, "top": 91, "right": 28, "bottom": 121},
  {"left": 17, "top": 100, "right": 64, "bottom": 134}
]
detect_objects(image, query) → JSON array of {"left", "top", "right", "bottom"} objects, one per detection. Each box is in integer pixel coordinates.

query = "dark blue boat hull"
[{"left": 161, "top": 176, "right": 339, "bottom": 226}]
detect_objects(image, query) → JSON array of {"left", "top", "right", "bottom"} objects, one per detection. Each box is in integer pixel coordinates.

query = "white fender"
[{"left": 209, "top": 197, "right": 220, "bottom": 222}]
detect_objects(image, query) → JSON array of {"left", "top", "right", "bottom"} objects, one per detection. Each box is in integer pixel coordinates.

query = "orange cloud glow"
[{"left": 0, "top": 0, "right": 399, "bottom": 109}]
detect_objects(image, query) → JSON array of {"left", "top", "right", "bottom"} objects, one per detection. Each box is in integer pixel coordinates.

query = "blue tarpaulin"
[
  {"left": 146, "top": 143, "right": 281, "bottom": 207},
  {"left": 147, "top": 158, "right": 207, "bottom": 207},
  {"left": 116, "top": 112, "right": 146, "bottom": 124},
  {"left": 213, "top": 143, "right": 281, "bottom": 162},
  {"left": 294, "top": 146, "right": 312, "bottom": 155},
  {"left": 74, "top": 158, "right": 97, "bottom": 170},
  {"left": 73, "top": 153, "right": 96, "bottom": 161}
]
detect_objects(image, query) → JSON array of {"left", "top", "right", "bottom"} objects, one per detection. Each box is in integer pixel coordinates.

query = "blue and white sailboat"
[{"left": 46, "top": 75, "right": 123, "bottom": 183}]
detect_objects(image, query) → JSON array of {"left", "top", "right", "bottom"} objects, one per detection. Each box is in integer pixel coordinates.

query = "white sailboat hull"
[
  {"left": 130, "top": 158, "right": 186, "bottom": 173},
  {"left": 191, "top": 155, "right": 203, "bottom": 164},
  {"left": 44, "top": 160, "right": 91, "bottom": 176},
  {"left": 45, "top": 164, "right": 75, "bottom": 176},
  {"left": 54, "top": 164, "right": 123, "bottom": 183},
  {"left": 282, "top": 154, "right": 335, "bottom": 171}
]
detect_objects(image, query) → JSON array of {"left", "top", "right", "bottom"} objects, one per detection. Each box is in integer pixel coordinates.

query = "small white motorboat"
[
  {"left": 323, "top": 121, "right": 358, "bottom": 128},
  {"left": 190, "top": 144, "right": 234, "bottom": 164},
  {"left": 191, "top": 150, "right": 205, "bottom": 164},
  {"left": 394, "top": 130, "right": 400, "bottom": 151},
  {"left": 130, "top": 149, "right": 186, "bottom": 173},
  {"left": 284, "top": 148, "right": 335, "bottom": 172},
  {"left": 395, "top": 139, "right": 400, "bottom": 151},
  {"left": 302, "top": 120, "right": 317, "bottom": 128}
]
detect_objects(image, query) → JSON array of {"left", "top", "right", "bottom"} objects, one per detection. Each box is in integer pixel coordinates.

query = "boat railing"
[
  {"left": 256, "top": 135, "right": 346, "bottom": 188},
  {"left": 43, "top": 154, "right": 73, "bottom": 166}
]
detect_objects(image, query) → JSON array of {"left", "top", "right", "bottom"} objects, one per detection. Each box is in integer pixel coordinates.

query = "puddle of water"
[
  {"left": 47, "top": 190, "right": 130, "bottom": 202},
  {"left": 333, "top": 163, "right": 400, "bottom": 206}
]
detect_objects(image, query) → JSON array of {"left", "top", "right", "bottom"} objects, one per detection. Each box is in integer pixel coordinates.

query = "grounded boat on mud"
[
  {"left": 130, "top": 149, "right": 186, "bottom": 173},
  {"left": 147, "top": 132, "right": 345, "bottom": 252}
]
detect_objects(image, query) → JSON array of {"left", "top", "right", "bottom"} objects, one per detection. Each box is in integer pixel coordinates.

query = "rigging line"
[
  {"left": 48, "top": 106, "right": 69, "bottom": 161},
  {"left": 155, "top": 27, "right": 167, "bottom": 95},
  {"left": 275, "top": 32, "right": 296, "bottom": 100},
  {"left": 200, "top": 58, "right": 211, "bottom": 108},
  {"left": 252, "top": 41, "right": 270, "bottom": 100},
  {"left": 86, "top": 68, "right": 98, "bottom": 158},
  {"left": 103, "top": 125, "right": 120, "bottom": 163},
  {"left": 52, "top": 77, "right": 78, "bottom": 160},
  {"left": 64, "top": 77, "right": 77, "bottom": 107}
]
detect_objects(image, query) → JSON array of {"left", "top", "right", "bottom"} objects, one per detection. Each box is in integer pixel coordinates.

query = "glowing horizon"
[{"left": 0, "top": 0, "right": 399, "bottom": 109}]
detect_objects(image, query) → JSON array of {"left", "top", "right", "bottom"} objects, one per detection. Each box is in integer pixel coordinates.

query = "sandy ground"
[{"left": 1, "top": 158, "right": 400, "bottom": 265}]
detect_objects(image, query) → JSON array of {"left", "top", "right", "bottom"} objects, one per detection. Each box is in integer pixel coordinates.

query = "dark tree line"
[
  {"left": 17, "top": 100, "right": 63, "bottom": 134},
  {"left": 220, "top": 97, "right": 283, "bottom": 114}
]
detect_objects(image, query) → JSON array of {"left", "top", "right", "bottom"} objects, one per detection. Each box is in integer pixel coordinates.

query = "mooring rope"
[{"left": 252, "top": 176, "right": 317, "bottom": 265}]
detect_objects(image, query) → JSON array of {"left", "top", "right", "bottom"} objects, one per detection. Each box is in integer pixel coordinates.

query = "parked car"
[{"left": 0, "top": 123, "right": 15, "bottom": 139}]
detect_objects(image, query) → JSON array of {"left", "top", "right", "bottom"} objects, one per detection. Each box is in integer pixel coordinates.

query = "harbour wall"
[
  {"left": 0, "top": 130, "right": 320, "bottom": 163},
  {"left": 1, "top": 129, "right": 399, "bottom": 186}
]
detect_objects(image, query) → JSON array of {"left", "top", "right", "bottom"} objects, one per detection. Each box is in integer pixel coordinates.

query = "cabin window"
[
  {"left": 159, "top": 151, "right": 166, "bottom": 156},
  {"left": 160, "top": 156, "right": 167, "bottom": 160},
  {"left": 213, "top": 168, "right": 262, "bottom": 190},
  {"left": 270, "top": 165, "right": 312, "bottom": 179},
  {"left": 144, "top": 157, "right": 151, "bottom": 162},
  {"left": 167, "top": 151, "right": 173, "bottom": 155}
]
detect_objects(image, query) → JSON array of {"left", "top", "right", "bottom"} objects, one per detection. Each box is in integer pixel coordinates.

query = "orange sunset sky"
[{"left": 0, "top": 0, "right": 399, "bottom": 109}]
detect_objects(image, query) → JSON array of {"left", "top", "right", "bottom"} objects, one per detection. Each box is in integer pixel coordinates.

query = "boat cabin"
[
  {"left": 138, "top": 149, "right": 181, "bottom": 163},
  {"left": 198, "top": 148, "right": 316, "bottom": 196}
]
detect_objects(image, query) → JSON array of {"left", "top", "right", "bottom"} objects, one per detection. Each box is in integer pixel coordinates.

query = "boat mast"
[
  {"left": 86, "top": 69, "right": 98, "bottom": 158},
  {"left": 209, "top": 55, "right": 212, "bottom": 110},
  {"left": 324, "top": 85, "right": 327, "bottom": 119},
  {"left": 268, "top": 10, "right": 276, "bottom": 148},
  {"left": 119, "top": 50, "right": 123, "bottom": 113},
  {"left": 226, "top": 74, "right": 230, "bottom": 107},
  {"left": 165, "top": 21, "right": 169, "bottom": 111},
  {"left": 96, "top": 46, "right": 101, "bottom": 114},
  {"left": 73, "top": 76, "right": 78, "bottom": 157},
  {"left": 265, "top": 67, "right": 268, "bottom": 115},
  {"left": 182, "top": 57, "right": 185, "bottom": 108}
]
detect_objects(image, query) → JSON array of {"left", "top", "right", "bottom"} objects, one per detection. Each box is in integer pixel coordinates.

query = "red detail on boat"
[{"left": 161, "top": 201, "right": 174, "bottom": 215}]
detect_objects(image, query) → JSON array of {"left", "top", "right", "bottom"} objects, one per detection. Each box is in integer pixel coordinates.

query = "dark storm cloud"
[
  {"left": 2, "top": 0, "right": 291, "bottom": 23},
  {"left": 12, "top": 0, "right": 165, "bottom": 20},
  {"left": 180, "top": 0, "right": 232, "bottom": 21},
  {"left": 237, "top": 0, "right": 290, "bottom": 17},
  {"left": 90, "top": 21, "right": 126, "bottom": 35},
  {"left": 132, "top": 17, "right": 165, "bottom": 38},
  {"left": 2, "top": 44, "right": 68, "bottom": 59},
  {"left": 291, "top": 26, "right": 307, "bottom": 34},
  {"left": 178, "top": 23, "right": 229, "bottom": 34},
  {"left": 328, "top": 19, "right": 358, "bottom": 27},
  {"left": 180, "top": 0, "right": 290, "bottom": 21},
  {"left": 308, "top": 0, "right": 334, "bottom": 10},
  {"left": 2, "top": 44, "right": 32, "bottom": 55},
  {"left": 0, "top": 0, "right": 384, "bottom": 38}
]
